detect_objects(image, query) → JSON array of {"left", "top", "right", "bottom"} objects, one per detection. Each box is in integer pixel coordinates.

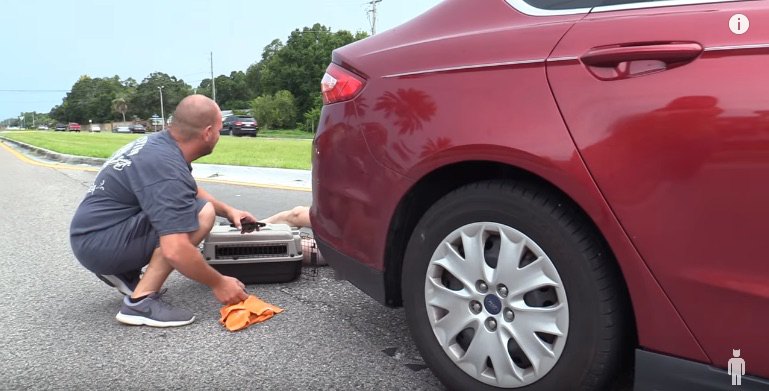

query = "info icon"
[{"left": 729, "top": 14, "right": 749, "bottom": 35}]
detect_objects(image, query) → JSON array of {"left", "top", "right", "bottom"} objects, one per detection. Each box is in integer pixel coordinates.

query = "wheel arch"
[{"left": 384, "top": 160, "right": 633, "bottom": 325}]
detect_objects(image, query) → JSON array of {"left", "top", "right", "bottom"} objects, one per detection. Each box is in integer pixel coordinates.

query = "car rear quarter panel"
[
  {"left": 314, "top": 0, "right": 708, "bottom": 364},
  {"left": 352, "top": 62, "right": 707, "bottom": 363}
]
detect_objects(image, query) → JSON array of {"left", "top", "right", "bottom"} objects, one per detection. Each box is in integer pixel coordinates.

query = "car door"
[{"left": 547, "top": 0, "right": 769, "bottom": 377}]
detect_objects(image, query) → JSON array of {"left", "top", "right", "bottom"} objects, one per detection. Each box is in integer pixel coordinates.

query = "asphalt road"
[{"left": 0, "top": 144, "right": 443, "bottom": 390}]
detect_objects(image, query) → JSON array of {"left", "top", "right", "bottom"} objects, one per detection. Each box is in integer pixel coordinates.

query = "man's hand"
[
  {"left": 227, "top": 208, "right": 258, "bottom": 233},
  {"left": 213, "top": 275, "right": 249, "bottom": 305}
]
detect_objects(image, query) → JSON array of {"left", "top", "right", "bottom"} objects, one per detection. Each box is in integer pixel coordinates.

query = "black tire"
[
  {"left": 228, "top": 127, "right": 234, "bottom": 136},
  {"left": 402, "top": 180, "right": 629, "bottom": 391}
]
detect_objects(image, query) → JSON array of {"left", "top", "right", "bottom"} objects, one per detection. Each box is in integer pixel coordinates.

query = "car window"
[
  {"left": 512, "top": 0, "right": 730, "bottom": 12},
  {"left": 520, "top": 0, "right": 602, "bottom": 10}
]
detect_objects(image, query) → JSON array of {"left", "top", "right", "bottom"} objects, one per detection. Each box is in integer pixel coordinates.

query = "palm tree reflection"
[{"left": 374, "top": 89, "right": 437, "bottom": 135}]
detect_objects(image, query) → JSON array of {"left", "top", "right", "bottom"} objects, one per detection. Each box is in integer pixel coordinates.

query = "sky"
[{"left": 0, "top": 0, "right": 443, "bottom": 121}]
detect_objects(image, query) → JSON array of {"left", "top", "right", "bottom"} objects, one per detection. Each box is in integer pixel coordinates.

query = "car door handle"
[
  {"left": 581, "top": 43, "right": 703, "bottom": 67},
  {"left": 580, "top": 42, "right": 702, "bottom": 80}
]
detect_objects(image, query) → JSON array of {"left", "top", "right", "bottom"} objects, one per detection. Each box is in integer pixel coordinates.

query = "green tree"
[
  {"left": 259, "top": 24, "right": 367, "bottom": 118},
  {"left": 130, "top": 73, "right": 191, "bottom": 119},
  {"left": 16, "top": 112, "right": 51, "bottom": 128},
  {"left": 251, "top": 90, "right": 297, "bottom": 129},
  {"left": 112, "top": 96, "right": 128, "bottom": 122},
  {"left": 197, "top": 71, "right": 251, "bottom": 110},
  {"left": 50, "top": 75, "right": 125, "bottom": 123},
  {"left": 196, "top": 78, "right": 213, "bottom": 98},
  {"left": 272, "top": 90, "right": 297, "bottom": 128},
  {"left": 244, "top": 38, "right": 282, "bottom": 98},
  {"left": 218, "top": 71, "right": 251, "bottom": 109},
  {"left": 251, "top": 95, "right": 272, "bottom": 128},
  {"left": 244, "top": 62, "right": 263, "bottom": 98},
  {"left": 302, "top": 94, "right": 324, "bottom": 132}
]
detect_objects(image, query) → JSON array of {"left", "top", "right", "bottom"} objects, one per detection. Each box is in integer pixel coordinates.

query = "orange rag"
[{"left": 220, "top": 295, "right": 283, "bottom": 331}]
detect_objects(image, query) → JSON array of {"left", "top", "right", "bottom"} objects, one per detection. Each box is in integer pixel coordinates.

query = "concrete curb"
[
  {"left": 0, "top": 136, "right": 106, "bottom": 167},
  {"left": 0, "top": 135, "right": 312, "bottom": 191}
]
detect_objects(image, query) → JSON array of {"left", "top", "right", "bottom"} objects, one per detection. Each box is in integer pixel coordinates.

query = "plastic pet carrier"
[{"left": 201, "top": 223, "right": 303, "bottom": 284}]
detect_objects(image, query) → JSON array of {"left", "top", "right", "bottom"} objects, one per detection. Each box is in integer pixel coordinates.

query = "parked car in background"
[
  {"left": 311, "top": 1, "right": 769, "bottom": 390},
  {"left": 67, "top": 123, "right": 81, "bottom": 132},
  {"left": 222, "top": 115, "right": 258, "bottom": 137},
  {"left": 37, "top": 125, "right": 49, "bottom": 130},
  {"left": 113, "top": 126, "right": 131, "bottom": 134},
  {"left": 130, "top": 124, "right": 146, "bottom": 134},
  {"left": 54, "top": 124, "right": 67, "bottom": 132},
  {"left": 90, "top": 124, "right": 101, "bottom": 132}
]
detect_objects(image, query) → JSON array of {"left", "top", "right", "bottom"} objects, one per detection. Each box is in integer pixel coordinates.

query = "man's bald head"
[{"left": 170, "top": 95, "right": 221, "bottom": 140}]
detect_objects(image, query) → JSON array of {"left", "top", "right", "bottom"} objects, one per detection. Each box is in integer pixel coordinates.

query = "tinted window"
[{"left": 522, "top": 0, "right": 662, "bottom": 11}]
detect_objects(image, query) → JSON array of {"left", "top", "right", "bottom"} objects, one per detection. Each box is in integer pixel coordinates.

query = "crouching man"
[{"left": 70, "top": 95, "right": 252, "bottom": 327}]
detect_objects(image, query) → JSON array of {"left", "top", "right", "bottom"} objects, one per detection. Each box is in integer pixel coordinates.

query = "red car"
[
  {"left": 311, "top": 0, "right": 769, "bottom": 389},
  {"left": 67, "top": 122, "right": 81, "bottom": 132}
]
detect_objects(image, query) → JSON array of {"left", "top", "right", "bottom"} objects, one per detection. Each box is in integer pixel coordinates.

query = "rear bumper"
[
  {"left": 316, "top": 237, "right": 387, "bottom": 305},
  {"left": 234, "top": 127, "right": 257, "bottom": 135},
  {"left": 311, "top": 103, "right": 415, "bottom": 306}
]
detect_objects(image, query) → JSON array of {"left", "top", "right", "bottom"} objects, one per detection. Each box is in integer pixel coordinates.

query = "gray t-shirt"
[{"left": 70, "top": 131, "right": 200, "bottom": 237}]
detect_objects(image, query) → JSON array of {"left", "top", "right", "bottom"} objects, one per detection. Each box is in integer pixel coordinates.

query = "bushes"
[{"left": 251, "top": 90, "right": 297, "bottom": 129}]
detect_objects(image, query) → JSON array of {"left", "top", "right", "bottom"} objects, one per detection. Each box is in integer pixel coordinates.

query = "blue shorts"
[{"left": 71, "top": 199, "right": 208, "bottom": 274}]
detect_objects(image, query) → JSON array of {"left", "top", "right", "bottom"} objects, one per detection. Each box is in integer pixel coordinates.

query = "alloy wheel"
[{"left": 424, "top": 222, "right": 569, "bottom": 388}]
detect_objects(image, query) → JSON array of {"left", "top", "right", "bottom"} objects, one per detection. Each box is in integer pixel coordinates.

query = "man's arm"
[
  {"left": 197, "top": 185, "right": 256, "bottom": 229},
  {"left": 196, "top": 186, "right": 232, "bottom": 217},
  {"left": 159, "top": 233, "right": 248, "bottom": 304}
]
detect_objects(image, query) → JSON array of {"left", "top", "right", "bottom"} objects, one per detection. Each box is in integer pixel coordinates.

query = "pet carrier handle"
[{"left": 230, "top": 220, "right": 266, "bottom": 232}]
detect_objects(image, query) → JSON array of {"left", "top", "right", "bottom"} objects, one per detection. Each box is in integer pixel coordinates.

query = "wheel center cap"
[{"left": 484, "top": 294, "right": 502, "bottom": 315}]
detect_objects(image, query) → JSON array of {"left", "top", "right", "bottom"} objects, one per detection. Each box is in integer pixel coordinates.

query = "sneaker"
[
  {"left": 115, "top": 291, "right": 195, "bottom": 328},
  {"left": 96, "top": 269, "right": 141, "bottom": 296}
]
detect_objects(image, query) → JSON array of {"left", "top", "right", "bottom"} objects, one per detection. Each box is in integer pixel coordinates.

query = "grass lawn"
[
  {"left": 1, "top": 130, "right": 312, "bottom": 170},
  {"left": 258, "top": 129, "right": 314, "bottom": 139}
]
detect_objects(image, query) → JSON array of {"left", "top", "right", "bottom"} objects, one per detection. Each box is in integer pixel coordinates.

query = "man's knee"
[
  {"left": 290, "top": 206, "right": 310, "bottom": 227},
  {"left": 290, "top": 206, "right": 306, "bottom": 219}
]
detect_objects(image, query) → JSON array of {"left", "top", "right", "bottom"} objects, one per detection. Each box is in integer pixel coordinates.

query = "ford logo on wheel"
[{"left": 484, "top": 295, "right": 502, "bottom": 315}]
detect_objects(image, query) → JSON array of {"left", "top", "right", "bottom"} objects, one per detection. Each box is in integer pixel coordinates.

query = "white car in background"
[
  {"left": 90, "top": 125, "right": 101, "bottom": 132},
  {"left": 113, "top": 126, "right": 131, "bottom": 134}
]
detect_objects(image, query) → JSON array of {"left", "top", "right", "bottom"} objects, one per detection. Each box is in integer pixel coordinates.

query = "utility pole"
[
  {"left": 367, "top": 0, "right": 382, "bottom": 35},
  {"left": 158, "top": 86, "right": 165, "bottom": 131},
  {"left": 210, "top": 52, "right": 216, "bottom": 103}
]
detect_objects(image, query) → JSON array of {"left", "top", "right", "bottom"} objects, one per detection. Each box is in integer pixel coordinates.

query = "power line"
[
  {"left": 0, "top": 89, "right": 70, "bottom": 93},
  {"left": 211, "top": 52, "right": 216, "bottom": 102}
]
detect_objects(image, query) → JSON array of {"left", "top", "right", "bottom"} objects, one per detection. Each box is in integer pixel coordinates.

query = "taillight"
[
  {"left": 321, "top": 63, "right": 365, "bottom": 105},
  {"left": 234, "top": 121, "right": 242, "bottom": 126}
]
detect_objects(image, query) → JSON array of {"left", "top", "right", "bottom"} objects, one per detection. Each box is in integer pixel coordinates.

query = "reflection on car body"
[{"left": 310, "top": 0, "right": 769, "bottom": 390}]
